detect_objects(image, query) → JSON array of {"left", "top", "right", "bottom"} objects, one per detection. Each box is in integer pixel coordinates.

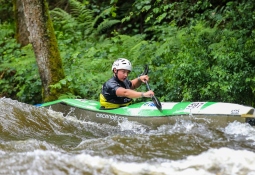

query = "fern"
[
  {"left": 50, "top": 7, "right": 78, "bottom": 32},
  {"left": 68, "top": 0, "right": 94, "bottom": 23},
  {"left": 68, "top": 0, "right": 84, "bottom": 18},
  {"left": 50, "top": 0, "right": 98, "bottom": 39},
  {"left": 92, "top": 7, "right": 112, "bottom": 28},
  {"left": 96, "top": 19, "right": 120, "bottom": 34},
  {"left": 50, "top": 8, "right": 75, "bottom": 22}
]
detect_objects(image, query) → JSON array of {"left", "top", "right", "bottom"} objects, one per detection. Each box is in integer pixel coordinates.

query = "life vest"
[
  {"left": 99, "top": 94, "right": 132, "bottom": 109},
  {"left": 100, "top": 76, "right": 133, "bottom": 109}
]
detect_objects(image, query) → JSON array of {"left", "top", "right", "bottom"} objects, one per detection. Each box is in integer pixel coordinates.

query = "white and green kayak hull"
[{"left": 39, "top": 99, "right": 255, "bottom": 129}]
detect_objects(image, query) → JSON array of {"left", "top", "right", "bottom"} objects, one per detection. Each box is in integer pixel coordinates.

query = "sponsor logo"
[
  {"left": 143, "top": 102, "right": 156, "bottom": 107},
  {"left": 96, "top": 113, "right": 127, "bottom": 121},
  {"left": 185, "top": 102, "right": 205, "bottom": 110},
  {"left": 231, "top": 109, "right": 239, "bottom": 114}
]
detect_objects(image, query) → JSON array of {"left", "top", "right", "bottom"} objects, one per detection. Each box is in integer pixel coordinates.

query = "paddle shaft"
[
  {"left": 142, "top": 65, "right": 162, "bottom": 111},
  {"left": 145, "top": 81, "right": 157, "bottom": 99},
  {"left": 145, "top": 81, "right": 152, "bottom": 92}
]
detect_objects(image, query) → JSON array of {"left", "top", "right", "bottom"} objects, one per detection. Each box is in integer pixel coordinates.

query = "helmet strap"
[{"left": 113, "top": 69, "right": 120, "bottom": 80}]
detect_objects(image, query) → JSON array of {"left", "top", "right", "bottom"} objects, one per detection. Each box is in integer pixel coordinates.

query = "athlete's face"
[{"left": 115, "top": 69, "right": 130, "bottom": 81}]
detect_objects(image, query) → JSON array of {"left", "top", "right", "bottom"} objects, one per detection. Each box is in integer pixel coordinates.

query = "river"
[{"left": 0, "top": 97, "right": 255, "bottom": 175}]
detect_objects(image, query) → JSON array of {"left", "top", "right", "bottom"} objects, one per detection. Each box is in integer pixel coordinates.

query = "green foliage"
[
  {"left": 0, "top": 0, "right": 13, "bottom": 22},
  {"left": 50, "top": 0, "right": 95, "bottom": 43},
  {"left": 119, "top": 0, "right": 213, "bottom": 36},
  {"left": 0, "top": 38, "right": 42, "bottom": 104},
  {"left": 154, "top": 24, "right": 255, "bottom": 105},
  {"left": 210, "top": 1, "right": 255, "bottom": 31},
  {"left": 96, "top": 19, "right": 120, "bottom": 34},
  {"left": 1, "top": 0, "right": 255, "bottom": 106},
  {"left": 0, "top": 23, "right": 17, "bottom": 62}
]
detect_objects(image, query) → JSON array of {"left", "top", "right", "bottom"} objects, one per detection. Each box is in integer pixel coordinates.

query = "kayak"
[{"left": 38, "top": 99, "right": 255, "bottom": 129}]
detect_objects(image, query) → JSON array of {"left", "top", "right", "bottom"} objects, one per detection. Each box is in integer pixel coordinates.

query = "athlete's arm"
[
  {"left": 131, "top": 75, "right": 149, "bottom": 89},
  {"left": 116, "top": 87, "right": 154, "bottom": 98}
]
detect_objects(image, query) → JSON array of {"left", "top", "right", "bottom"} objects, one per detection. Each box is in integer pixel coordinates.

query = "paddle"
[{"left": 141, "top": 65, "right": 162, "bottom": 111}]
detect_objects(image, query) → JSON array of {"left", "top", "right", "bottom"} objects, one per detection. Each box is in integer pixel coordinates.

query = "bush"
[{"left": 0, "top": 20, "right": 42, "bottom": 104}]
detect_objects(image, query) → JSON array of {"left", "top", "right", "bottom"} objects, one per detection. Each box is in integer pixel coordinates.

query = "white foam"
[
  {"left": 2, "top": 147, "right": 255, "bottom": 175},
  {"left": 224, "top": 121, "right": 255, "bottom": 143},
  {"left": 118, "top": 120, "right": 148, "bottom": 134},
  {"left": 167, "top": 147, "right": 255, "bottom": 175},
  {"left": 71, "top": 148, "right": 255, "bottom": 175}
]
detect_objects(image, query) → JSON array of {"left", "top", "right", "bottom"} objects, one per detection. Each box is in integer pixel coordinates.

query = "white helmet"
[{"left": 111, "top": 58, "right": 132, "bottom": 71}]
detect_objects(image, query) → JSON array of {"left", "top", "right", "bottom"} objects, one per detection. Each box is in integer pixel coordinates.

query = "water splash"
[
  {"left": 0, "top": 147, "right": 254, "bottom": 175},
  {"left": 1, "top": 98, "right": 255, "bottom": 175},
  {"left": 118, "top": 120, "right": 149, "bottom": 134}
]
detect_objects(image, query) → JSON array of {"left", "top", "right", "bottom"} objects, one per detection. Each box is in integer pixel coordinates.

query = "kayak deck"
[{"left": 40, "top": 99, "right": 255, "bottom": 117}]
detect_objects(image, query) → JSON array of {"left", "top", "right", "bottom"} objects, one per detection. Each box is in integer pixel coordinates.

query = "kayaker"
[{"left": 100, "top": 58, "right": 154, "bottom": 109}]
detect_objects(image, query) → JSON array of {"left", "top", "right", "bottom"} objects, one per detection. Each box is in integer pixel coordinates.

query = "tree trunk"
[
  {"left": 13, "top": 0, "right": 30, "bottom": 46},
  {"left": 21, "top": 0, "right": 66, "bottom": 102}
]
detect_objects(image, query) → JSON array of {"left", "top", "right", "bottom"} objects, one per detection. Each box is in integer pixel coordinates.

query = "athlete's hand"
[
  {"left": 139, "top": 75, "right": 149, "bottom": 83},
  {"left": 144, "top": 90, "right": 154, "bottom": 97}
]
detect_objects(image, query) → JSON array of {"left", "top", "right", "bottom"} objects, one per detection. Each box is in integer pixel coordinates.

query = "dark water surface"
[{"left": 1, "top": 97, "right": 255, "bottom": 175}]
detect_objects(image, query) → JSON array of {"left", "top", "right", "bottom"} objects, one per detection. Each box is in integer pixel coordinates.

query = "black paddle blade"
[
  {"left": 152, "top": 95, "right": 162, "bottom": 111},
  {"left": 141, "top": 64, "right": 149, "bottom": 75}
]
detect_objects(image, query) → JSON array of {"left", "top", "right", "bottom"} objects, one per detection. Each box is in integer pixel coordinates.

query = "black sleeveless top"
[{"left": 101, "top": 76, "right": 133, "bottom": 104}]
